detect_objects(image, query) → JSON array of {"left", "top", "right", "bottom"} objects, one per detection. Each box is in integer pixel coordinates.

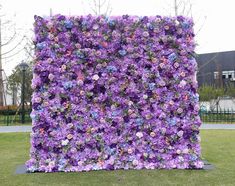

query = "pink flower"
[
  {"left": 142, "top": 31, "right": 149, "bottom": 37},
  {"left": 67, "top": 134, "right": 73, "bottom": 140},
  {"left": 180, "top": 71, "right": 186, "bottom": 77},
  {"left": 150, "top": 132, "right": 156, "bottom": 137},
  {"left": 127, "top": 148, "right": 133, "bottom": 154},
  {"left": 174, "top": 62, "right": 179, "bottom": 68}
]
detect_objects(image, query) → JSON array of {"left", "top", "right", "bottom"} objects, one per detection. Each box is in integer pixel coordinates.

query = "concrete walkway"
[
  {"left": 0, "top": 126, "right": 32, "bottom": 133},
  {"left": 0, "top": 124, "right": 235, "bottom": 133},
  {"left": 200, "top": 124, "right": 235, "bottom": 130}
]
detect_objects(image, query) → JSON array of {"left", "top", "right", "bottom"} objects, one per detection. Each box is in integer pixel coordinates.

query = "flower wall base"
[{"left": 26, "top": 14, "right": 204, "bottom": 172}]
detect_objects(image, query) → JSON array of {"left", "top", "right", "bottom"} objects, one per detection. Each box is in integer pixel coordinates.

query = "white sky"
[{"left": 1, "top": 0, "right": 235, "bottom": 76}]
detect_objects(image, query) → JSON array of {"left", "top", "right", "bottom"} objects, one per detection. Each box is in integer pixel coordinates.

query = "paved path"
[
  {"left": 0, "top": 124, "right": 235, "bottom": 133},
  {"left": 0, "top": 126, "right": 32, "bottom": 133},
  {"left": 200, "top": 124, "right": 235, "bottom": 130}
]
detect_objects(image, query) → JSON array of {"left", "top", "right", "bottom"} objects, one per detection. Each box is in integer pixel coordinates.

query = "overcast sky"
[{"left": 1, "top": 0, "right": 235, "bottom": 75}]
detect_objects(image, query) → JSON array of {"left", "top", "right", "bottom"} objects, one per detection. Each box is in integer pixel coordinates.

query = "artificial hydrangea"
[{"left": 26, "top": 14, "right": 204, "bottom": 172}]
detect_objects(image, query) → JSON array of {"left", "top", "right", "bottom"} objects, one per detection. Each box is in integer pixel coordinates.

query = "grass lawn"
[{"left": 0, "top": 131, "right": 235, "bottom": 186}]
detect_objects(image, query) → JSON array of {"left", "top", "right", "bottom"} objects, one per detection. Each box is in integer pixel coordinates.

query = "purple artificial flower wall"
[{"left": 26, "top": 14, "right": 204, "bottom": 172}]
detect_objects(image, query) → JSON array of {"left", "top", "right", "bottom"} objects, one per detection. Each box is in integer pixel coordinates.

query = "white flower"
[
  {"left": 177, "top": 130, "right": 184, "bottom": 137},
  {"left": 142, "top": 31, "right": 149, "bottom": 37},
  {"left": 151, "top": 58, "right": 158, "bottom": 63},
  {"left": 175, "top": 20, "right": 180, "bottom": 26},
  {"left": 150, "top": 132, "right": 156, "bottom": 137},
  {"left": 67, "top": 123, "right": 74, "bottom": 128},
  {"left": 143, "top": 152, "right": 148, "bottom": 158},
  {"left": 92, "top": 74, "right": 100, "bottom": 81},
  {"left": 161, "top": 128, "right": 166, "bottom": 134},
  {"left": 127, "top": 148, "right": 133, "bottom": 154},
  {"left": 61, "top": 139, "right": 69, "bottom": 146},
  {"left": 136, "top": 132, "right": 143, "bottom": 138},
  {"left": 77, "top": 80, "right": 84, "bottom": 86},
  {"left": 159, "top": 80, "right": 166, "bottom": 86},
  {"left": 176, "top": 149, "right": 181, "bottom": 154},
  {"left": 169, "top": 100, "right": 175, "bottom": 105},
  {"left": 164, "top": 25, "right": 170, "bottom": 30},
  {"left": 128, "top": 101, "right": 134, "bottom": 106},
  {"left": 197, "top": 135, "right": 201, "bottom": 142},
  {"left": 143, "top": 94, "right": 148, "bottom": 99},
  {"left": 108, "top": 158, "right": 115, "bottom": 165},
  {"left": 61, "top": 64, "right": 66, "bottom": 70},
  {"left": 67, "top": 134, "right": 73, "bottom": 140},
  {"left": 48, "top": 73, "right": 54, "bottom": 81},
  {"left": 159, "top": 63, "right": 164, "bottom": 68},
  {"left": 178, "top": 156, "right": 184, "bottom": 162},
  {"left": 133, "top": 159, "right": 139, "bottom": 166},
  {"left": 156, "top": 17, "right": 161, "bottom": 22},
  {"left": 93, "top": 24, "right": 99, "bottom": 30},
  {"left": 177, "top": 108, "right": 183, "bottom": 113},
  {"left": 75, "top": 43, "right": 81, "bottom": 49},
  {"left": 182, "top": 148, "right": 189, "bottom": 154},
  {"left": 179, "top": 80, "right": 187, "bottom": 87},
  {"left": 48, "top": 161, "right": 55, "bottom": 167}
]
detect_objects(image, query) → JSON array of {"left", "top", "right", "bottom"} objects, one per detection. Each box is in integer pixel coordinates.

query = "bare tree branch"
[
  {"left": 2, "top": 47, "right": 26, "bottom": 59},
  {"left": 1, "top": 31, "right": 16, "bottom": 46},
  {"left": 1, "top": 36, "right": 26, "bottom": 56},
  {"left": 86, "top": 0, "right": 112, "bottom": 15}
]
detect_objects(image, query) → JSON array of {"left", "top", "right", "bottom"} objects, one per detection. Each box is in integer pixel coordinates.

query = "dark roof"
[{"left": 196, "top": 50, "right": 235, "bottom": 73}]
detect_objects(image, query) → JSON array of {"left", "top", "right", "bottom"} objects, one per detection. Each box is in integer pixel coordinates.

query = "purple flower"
[{"left": 26, "top": 14, "right": 203, "bottom": 173}]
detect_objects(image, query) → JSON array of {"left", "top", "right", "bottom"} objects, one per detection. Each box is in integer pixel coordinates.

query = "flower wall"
[{"left": 26, "top": 14, "right": 204, "bottom": 172}]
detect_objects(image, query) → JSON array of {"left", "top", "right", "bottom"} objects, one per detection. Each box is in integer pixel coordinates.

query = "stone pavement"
[{"left": 0, "top": 124, "right": 235, "bottom": 133}]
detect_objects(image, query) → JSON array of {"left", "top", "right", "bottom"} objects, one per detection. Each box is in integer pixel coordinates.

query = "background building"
[{"left": 196, "top": 50, "right": 235, "bottom": 88}]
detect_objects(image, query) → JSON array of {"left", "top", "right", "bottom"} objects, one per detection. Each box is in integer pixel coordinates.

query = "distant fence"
[
  {"left": 199, "top": 109, "right": 235, "bottom": 123},
  {"left": 0, "top": 106, "right": 32, "bottom": 126}
]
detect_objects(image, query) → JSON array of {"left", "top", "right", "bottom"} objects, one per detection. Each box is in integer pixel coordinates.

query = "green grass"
[{"left": 0, "top": 131, "right": 235, "bottom": 186}]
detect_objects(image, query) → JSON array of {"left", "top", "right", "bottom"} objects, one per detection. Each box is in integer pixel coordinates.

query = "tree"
[
  {"left": 198, "top": 85, "right": 224, "bottom": 102},
  {"left": 6, "top": 62, "right": 33, "bottom": 106},
  {"left": 198, "top": 84, "right": 227, "bottom": 112},
  {"left": 0, "top": 5, "right": 28, "bottom": 106},
  {"left": 83, "top": 0, "right": 112, "bottom": 16}
]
